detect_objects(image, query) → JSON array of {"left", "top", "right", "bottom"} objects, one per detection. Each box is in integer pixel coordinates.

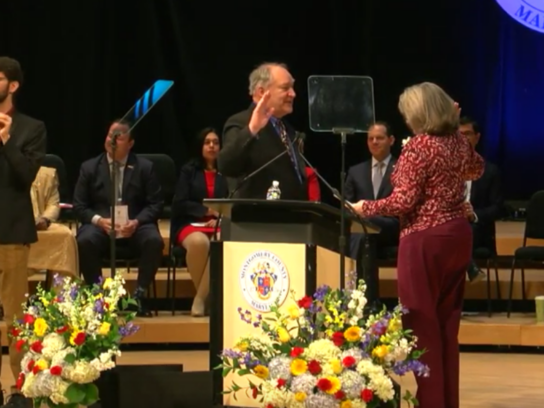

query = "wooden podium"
[{"left": 205, "top": 199, "right": 379, "bottom": 407}]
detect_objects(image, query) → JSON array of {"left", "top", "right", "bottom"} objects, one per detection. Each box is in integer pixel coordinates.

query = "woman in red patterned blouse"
[
  {"left": 353, "top": 83, "right": 484, "bottom": 408},
  {"left": 171, "top": 128, "right": 229, "bottom": 316}
]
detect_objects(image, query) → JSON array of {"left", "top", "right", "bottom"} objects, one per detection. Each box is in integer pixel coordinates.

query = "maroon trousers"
[{"left": 397, "top": 218, "right": 472, "bottom": 408}]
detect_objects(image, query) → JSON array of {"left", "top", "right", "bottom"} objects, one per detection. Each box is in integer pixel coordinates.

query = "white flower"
[
  {"left": 42, "top": 333, "right": 66, "bottom": 359},
  {"left": 303, "top": 339, "right": 340, "bottom": 365},
  {"left": 368, "top": 372, "right": 395, "bottom": 401},
  {"left": 261, "top": 380, "right": 288, "bottom": 407},
  {"left": 50, "top": 379, "right": 70, "bottom": 405},
  {"left": 402, "top": 137, "right": 411, "bottom": 147},
  {"left": 62, "top": 360, "right": 100, "bottom": 384},
  {"left": 268, "top": 356, "right": 291, "bottom": 380},
  {"left": 51, "top": 347, "right": 76, "bottom": 367}
]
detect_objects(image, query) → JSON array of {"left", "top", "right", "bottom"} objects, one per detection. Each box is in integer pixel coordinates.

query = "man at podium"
[{"left": 219, "top": 62, "right": 308, "bottom": 200}]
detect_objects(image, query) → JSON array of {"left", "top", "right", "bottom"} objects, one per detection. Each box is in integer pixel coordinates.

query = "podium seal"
[
  {"left": 495, "top": 0, "right": 544, "bottom": 33},
  {"left": 239, "top": 250, "right": 290, "bottom": 312}
]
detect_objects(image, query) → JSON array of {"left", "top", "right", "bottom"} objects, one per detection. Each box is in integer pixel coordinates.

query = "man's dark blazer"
[
  {"left": 219, "top": 106, "right": 307, "bottom": 200},
  {"left": 0, "top": 111, "right": 47, "bottom": 244},
  {"left": 470, "top": 161, "right": 503, "bottom": 251},
  {"left": 345, "top": 157, "right": 399, "bottom": 247},
  {"left": 73, "top": 152, "right": 163, "bottom": 226},
  {"left": 171, "top": 161, "right": 229, "bottom": 239}
]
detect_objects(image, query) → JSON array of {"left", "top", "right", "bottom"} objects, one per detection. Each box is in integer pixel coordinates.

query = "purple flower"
[
  {"left": 392, "top": 360, "right": 430, "bottom": 377},
  {"left": 242, "top": 352, "right": 259, "bottom": 368},
  {"left": 69, "top": 286, "right": 78, "bottom": 300},
  {"left": 119, "top": 322, "right": 139, "bottom": 337},
  {"left": 314, "top": 285, "right": 329, "bottom": 302},
  {"left": 221, "top": 349, "right": 243, "bottom": 359},
  {"left": 93, "top": 298, "right": 105, "bottom": 314},
  {"left": 53, "top": 274, "right": 64, "bottom": 287}
]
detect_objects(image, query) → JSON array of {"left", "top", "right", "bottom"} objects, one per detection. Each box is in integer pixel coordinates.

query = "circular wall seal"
[
  {"left": 239, "top": 250, "right": 290, "bottom": 312},
  {"left": 495, "top": 1, "right": 544, "bottom": 33}
]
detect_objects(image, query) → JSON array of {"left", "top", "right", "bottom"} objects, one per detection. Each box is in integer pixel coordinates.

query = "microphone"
[{"left": 212, "top": 132, "right": 304, "bottom": 239}]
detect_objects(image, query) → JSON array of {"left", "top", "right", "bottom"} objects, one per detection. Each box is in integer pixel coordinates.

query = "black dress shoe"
[{"left": 1, "top": 393, "right": 32, "bottom": 408}]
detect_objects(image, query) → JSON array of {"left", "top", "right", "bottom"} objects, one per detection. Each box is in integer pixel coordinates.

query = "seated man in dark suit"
[
  {"left": 219, "top": 62, "right": 307, "bottom": 200},
  {"left": 345, "top": 122, "right": 399, "bottom": 259},
  {"left": 73, "top": 119, "right": 164, "bottom": 317},
  {"left": 459, "top": 117, "right": 504, "bottom": 283}
]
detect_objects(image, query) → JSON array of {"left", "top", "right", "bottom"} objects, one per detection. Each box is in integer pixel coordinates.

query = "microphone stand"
[
  {"left": 212, "top": 147, "right": 293, "bottom": 240},
  {"left": 109, "top": 133, "right": 121, "bottom": 279},
  {"left": 297, "top": 150, "right": 371, "bottom": 291}
]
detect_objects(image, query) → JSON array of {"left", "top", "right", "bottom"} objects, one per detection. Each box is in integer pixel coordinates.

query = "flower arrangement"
[
  {"left": 219, "top": 281, "right": 429, "bottom": 408},
  {"left": 10, "top": 273, "right": 139, "bottom": 407}
]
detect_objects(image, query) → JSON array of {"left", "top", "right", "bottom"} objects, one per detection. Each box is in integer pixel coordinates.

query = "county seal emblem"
[{"left": 239, "top": 250, "right": 290, "bottom": 312}]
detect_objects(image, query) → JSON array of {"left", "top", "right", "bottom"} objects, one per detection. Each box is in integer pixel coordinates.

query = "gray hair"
[{"left": 248, "top": 62, "right": 288, "bottom": 95}]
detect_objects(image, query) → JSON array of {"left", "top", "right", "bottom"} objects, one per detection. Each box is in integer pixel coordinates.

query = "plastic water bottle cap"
[{"left": 272, "top": 181, "right": 279, "bottom": 187}]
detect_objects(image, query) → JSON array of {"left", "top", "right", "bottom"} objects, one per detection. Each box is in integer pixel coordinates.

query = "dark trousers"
[
  {"left": 348, "top": 215, "right": 399, "bottom": 259},
  {"left": 77, "top": 223, "right": 164, "bottom": 289},
  {"left": 397, "top": 218, "right": 472, "bottom": 408}
]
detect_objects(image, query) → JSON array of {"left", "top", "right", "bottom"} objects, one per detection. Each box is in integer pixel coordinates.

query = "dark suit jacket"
[
  {"left": 0, "top": 111, "right": 47, "bottom": 244},
  {"left": 73, "top": 152, "right": 163, "bottom": 226},
  {"left": 470, "top": 161, "right": 503, "bottom": 250},
  {"left": 345, "top": 157, "right": 399, "bottom": 246},
  {"left": 218, "top": 106, "right": 307, "bottom": 200},
  {"left": 171, "top": 161, "right": 229, "bottom": 238}
]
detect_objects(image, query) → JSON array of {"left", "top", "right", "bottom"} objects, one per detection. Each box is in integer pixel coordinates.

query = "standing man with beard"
[
  {"left": 0, "top": 57, "right": 46, "bottom": 408},
  {"left": 219, "top": 62, "right": 307, "bottom": 200}
]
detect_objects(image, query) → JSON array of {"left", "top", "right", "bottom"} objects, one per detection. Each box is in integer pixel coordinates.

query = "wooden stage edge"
[{"left": 3, "top": 313, "right": 542, "bottom": 348}]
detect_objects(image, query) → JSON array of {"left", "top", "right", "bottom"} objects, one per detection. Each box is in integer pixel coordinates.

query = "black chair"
[
  {"left": 507, "top": 191, "right": 544, "bottom": 317},
  {"left": 42, "top": 154, "right": 76, "bottom": 227},
  {"left": 166, "top": 222, "right": 187, "bottom": 315},
  {"left": 473, "top": 245, "right": 501, "bottom": 317},
  {"left": 137, "top": 154, "right": 177, "bottom": 219}
]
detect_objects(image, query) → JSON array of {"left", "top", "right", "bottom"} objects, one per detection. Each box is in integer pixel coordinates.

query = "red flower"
[
  {"left": 361, "top": 388, "right": 374, "bottom": 402},
  {"left": 27, "top": 360, "right": 35, "bottom": 371},
  {"left": 276, "top": 378, "right": 286, "bottom": 388},
  {"left": 251, "top": 386, "right": 258, "bottom": 399},
  {"left": 290, "top": 347, "right": 304, "bottom": 358},
  {"left": 23, "top": 314, "right": 35, "bottom": 325},
  {"left": 307, "top": 360, "right": 322, "bottom": 375},
  {"left": 56, "top": 326, "right": 68, "bottom": 334},
  {"left": 15, "top": 373, "right": 24, "bottom": 390},
  {"left": 30, "top": 341, "right": 43, "bottom": 353},
  {"left": 73, "top": 332, "right": 86, "bottom": 346},
  {"left": 334, "top": 390, "right": 345, "bottom": 400},
  {"left": 15, "top": 340, "right": 25, "bottom": 352},
  {"left": 297, "top": 296, "right": 313, "bottom": 309},
  {"left": 266, "top": 405, "right": 274, "bottom": 408},
  {"left": 342, "top": 356, "right": 356, "bottom": 368},
  {"left": 10, "top": 327, "right": 21, "bottom": 337},
  {"left": 372, "top": 323, "right": 386, "bottom": 336},
  {"left": 332, "top": 332, "right": 344, "bottom": 346},
  {"left": 50, "top": 366, "right": 62, "bottom": 376},
  {"left": 316, "top": 378, "right": 332, "bottom": 392},
  {"left": 32, "top": 365, "right": 40, "bottom": 374}
]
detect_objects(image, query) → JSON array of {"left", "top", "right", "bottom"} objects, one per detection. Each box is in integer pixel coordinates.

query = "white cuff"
[{"left": 91, "top": 215, "right": 102, "bottom": 225}]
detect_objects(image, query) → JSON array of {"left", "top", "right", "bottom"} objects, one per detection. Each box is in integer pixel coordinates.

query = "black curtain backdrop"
[{"left": 2, "top": 1, "right": 542, "bottom": 202}]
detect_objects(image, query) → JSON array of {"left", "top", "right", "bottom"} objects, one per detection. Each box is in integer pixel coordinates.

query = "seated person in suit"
[
  {"left": 219, "top": 62, "right": 307, "bottom": 200},
  {"left": 73, "top": 119, "right": 164, "bottom": 317},
  {"left": 459, "top": 117, "right": 504, "bottom": 283},
  {"left": 298, "top": 138, "right": 321, "bottom": 201},
  {"left": 171, "top": 128, "right": 229, "bottom": 316},
  {"left": 28, "top": 166, "right": 78, "bottom": 277},
  {"left": 345, "top": 122, "right": 400, "bottom": 259}
]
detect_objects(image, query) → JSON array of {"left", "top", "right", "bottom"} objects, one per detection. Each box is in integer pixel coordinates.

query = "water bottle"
[{"left": 266, "top": 180, "right": 281, "bottom": 200}]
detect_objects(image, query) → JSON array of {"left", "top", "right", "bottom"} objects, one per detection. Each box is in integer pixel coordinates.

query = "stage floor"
[{"left": 0, "top": 351, "right": 542, "bottom": 407}]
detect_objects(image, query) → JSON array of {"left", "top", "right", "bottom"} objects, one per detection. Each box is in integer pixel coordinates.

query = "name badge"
[{"left": 114, "top": 205, "right": 129, "bottom": 238}]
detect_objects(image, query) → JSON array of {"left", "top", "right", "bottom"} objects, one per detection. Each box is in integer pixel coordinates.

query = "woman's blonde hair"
[{"left": 398, "top": 82, "right": 459, "bottom": 136}]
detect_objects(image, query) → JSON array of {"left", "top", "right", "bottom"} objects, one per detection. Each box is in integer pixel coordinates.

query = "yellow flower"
[
  {"left": 236, "top": 340, "right": 248, "bottom": 352},
  {"left": 103, "top": 277, "right": 113, "bottom": 289},
  {"left": 344, "top": 326, "right": 361, "bottom": 342},
  {"left": 33, "top": 318, "right": 48, "bottom": 337},
  {"left": 287, "top": 304, "right": 300, "bottom": 319},
  {"left": 253, "top": 365, "right": 269, "bottom": 379},
  {"left": 290, "top": 359, "right": 307, "bottom": 376},
  {"left": 329, "top": 359, "right": 343, "bottom": 374},
  {"left": 294, "top": 392, "right": 307, "bottom": 402},
  {"left": 340, "top": 401, "right": 353, "bottom": 408},
  {"left": 277, "top": 328, "right": 290, "bottom": 343},
  {"left": 388, "top": 317, "right": 402, "bottom": 332},
  {"left": 40, "top": 297, "right": 49, "bottom": 307},
  {"left": 324, "top": 376, "right": 341, "bottom": 394},
  {"left": 35, "top": 359, "right": 49, "bottom": 371},
  {"left": 372, "top": 345, "right": 389, "bottom": 359},
  {"left": 97, "top": 322, "right": 111, "bottom": 336}
]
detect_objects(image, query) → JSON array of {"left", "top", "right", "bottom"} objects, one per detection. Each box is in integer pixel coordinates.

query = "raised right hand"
[{"left": 248, "top": 91, "right": 274, "bottom": 135}]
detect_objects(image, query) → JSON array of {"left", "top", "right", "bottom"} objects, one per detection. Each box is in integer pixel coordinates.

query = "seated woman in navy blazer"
[{"left": 171, "top": 128, "right": 229, "bottom": 316}]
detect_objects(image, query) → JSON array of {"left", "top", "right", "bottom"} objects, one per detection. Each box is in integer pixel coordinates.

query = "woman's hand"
[
  {"left": 351, "top": 200, "right": 366, "bottom": 216},
  {"left": 205, "top": 219, "right": 218, "bottom": 228},
  {"left": 206, "top": 207, "right": 219, "bottom": 218}
]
